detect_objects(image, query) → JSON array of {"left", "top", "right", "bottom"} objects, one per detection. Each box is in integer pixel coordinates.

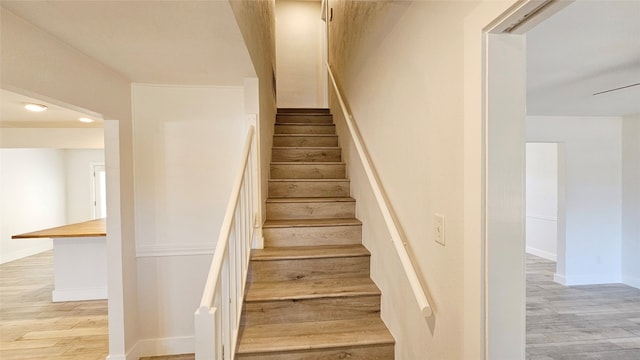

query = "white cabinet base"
[{"left": 52, "top": 237, "right": 108, "bottom": 302}]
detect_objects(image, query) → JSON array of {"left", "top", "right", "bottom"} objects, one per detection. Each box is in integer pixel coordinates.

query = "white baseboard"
[
  {"left": 526, "top": 246, "right": 557, "bottom": 262},
  {"left": 106, "top": 336, "right": 193, "bottom": 360},
  {"left": 555, "top": 273, "right": 620, "bottom": 286},
  {"left": 52, "top": 286, "right": 107, "bottom": 302},
  {"left": 134, "top": 336, "right": 194, "bottom": 358},
  {"left": 553, "top": 273, "right": 567, "bottom": 285},
  {"left": 623, "top": 275, "right": 640, "bottom": 290},
  {"left": 105, "top": 353, "right": 128, "bottom": 360},
  {"left": 0, "top": 242, "right": 53, "bottom": 264}
]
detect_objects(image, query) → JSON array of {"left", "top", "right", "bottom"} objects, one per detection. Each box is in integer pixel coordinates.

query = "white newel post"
[{"left": 194, "top": 306, "right": 217, "bottom": 360}]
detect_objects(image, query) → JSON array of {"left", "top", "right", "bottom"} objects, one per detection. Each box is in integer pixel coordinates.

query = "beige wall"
[
  {"left": 229, "top": 0, "right": 277, "bottom": 223},
  {"left": 275, "top": 0, "right": 323, "bottom": 108},
  {"left": 328, "top": 1, "right": 479, "bottom": 358}
]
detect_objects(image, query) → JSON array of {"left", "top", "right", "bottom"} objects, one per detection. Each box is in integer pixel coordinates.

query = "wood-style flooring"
[
  {"left": 3, "top": 250, "right": 639, "bottom": 359},
  {"left": 0, "top": 251, "right": 195, "bottom": 360},
  {"left": 0, "top": 251, "right": 108, "bottom": 360},
  {"left": 527, "top": 254, "right": 640, "bottom": 359}
]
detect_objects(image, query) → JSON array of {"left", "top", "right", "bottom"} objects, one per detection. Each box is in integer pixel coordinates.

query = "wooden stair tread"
[
  {"left": 278, "top": 108, "right": 330, "bottom": 114},
  {"left": 237, "top": 318, "right": 394, "bottom": 354},
  {"left": 266, "top": 197, "right": 354, "bottom": 203},
  {"left": 251, "top": 245, "right": 369, "bottom": 261},
  {"left": 271, "top": 161, "right": 345, "bottom": 165},
  {"left": 237, "top": 108, "right": 394, "bottom": 358},
  {"left": 275, "top": 123, "right": 335, "bottom": 126},
  {"left": 269, "top": 178, "right": 347, "bottom": 182},
  {"left": 273, "top": 134, "right": 338, "bottom": 137},
  {"left": 277, "top": 114, "right": 332, "bottom": 117},
  {"left": 245, "top": 277, "right": 380, "bottom": 302},
  {"left": 272, "top": 146, "right": 341, "bottom": 150},
  {"left": 263, "top": 218, "right": 362, "bottom": 228}
]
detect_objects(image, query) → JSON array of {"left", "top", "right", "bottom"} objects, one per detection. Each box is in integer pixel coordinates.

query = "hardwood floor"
[
  {"left": 0, "top": 251, "right": 108, "bottom": 360},
  {"left": 527, "top": 254, "right": 640, "bottom": 359},
  {"left": 0, "top": 251, "right": 196, "bottom": 360},
  {"left": 4, "top": 249, "right": 638, "bottom": 359}
]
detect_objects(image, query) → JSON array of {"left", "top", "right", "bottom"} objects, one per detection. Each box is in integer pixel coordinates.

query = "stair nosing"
[
  {"left": 272, "top": 146, "right": 341, "bottom": 150},
  {"left": 269, "top": 178, "right": 348, "bottom": 182},
  {"left": 271, "top": 161, "right": 345, "bottom": 165},
  {"left": 273, "top": 134, "right": 338, "bottom": 137},
  {"left": 266, "top": 197, "right": 355, "bottom": 203},
  {"left": 275, "top": 123, "right": 335, "bottom": 126},
  {"left": 263, "top": 218, "right": 362, "bottom": 228},
  {"left": 251, "top": 244, "right": 370, "bottom": 261},
  {"left": 276, "top": 115, "right": 332, "bottom": 118}
]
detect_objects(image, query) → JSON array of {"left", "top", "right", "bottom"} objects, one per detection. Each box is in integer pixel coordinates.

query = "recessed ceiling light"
[
  {"left": 79, "top": 117, "right": 95, "bottom": 123},
  {"left": 24, "top": 103, "right": 48, "bottom": 112}
]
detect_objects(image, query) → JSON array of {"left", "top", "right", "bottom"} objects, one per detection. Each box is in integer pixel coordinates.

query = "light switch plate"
[{"left": 434, "top": 214, "right": 445, "bottom": 246}]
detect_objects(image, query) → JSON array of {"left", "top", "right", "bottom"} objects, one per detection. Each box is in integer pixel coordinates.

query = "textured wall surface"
[{"left": 327, "top": 1, "right": 478, "bottom": 358}]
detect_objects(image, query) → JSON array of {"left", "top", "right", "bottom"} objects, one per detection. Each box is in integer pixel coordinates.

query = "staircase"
[{"left": 235, "top": 108, "right": 395, "bottom": 359}]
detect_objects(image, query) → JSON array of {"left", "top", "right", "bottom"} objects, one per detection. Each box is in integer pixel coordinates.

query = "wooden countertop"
[{"left": 12, "top": 218, "right": 106, "bottom": 239}]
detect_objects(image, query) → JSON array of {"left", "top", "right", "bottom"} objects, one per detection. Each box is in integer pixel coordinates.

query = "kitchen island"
[{"left": 13, "top": 218, "right": 107, "bottom": 302}]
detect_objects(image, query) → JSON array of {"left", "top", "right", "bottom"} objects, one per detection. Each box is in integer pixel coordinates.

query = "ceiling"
[
  {"left": 526, "top": 0, "right": 640, "bottom": 117},
  {"left": 0, "top": 1, "right": 254, "bottom": 85},
  {"left": 0, "top": 0, "right": 255, "bottom": 128},
  {"left": 0, "top": 89, "right": 103, "bottom": 128},
  {"left": 0, "top": 0, "right": 637, "bottom": 127}
]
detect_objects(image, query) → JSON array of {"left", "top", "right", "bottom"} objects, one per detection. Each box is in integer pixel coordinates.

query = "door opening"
[{"left": 91, "top": 163, "right": 106, "bottom": 219}]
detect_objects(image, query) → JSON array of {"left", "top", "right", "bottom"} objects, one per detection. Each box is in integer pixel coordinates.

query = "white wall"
[
  {"left": 0, "top": 149, "right": 65, "bottom": 263},
  {"left": 0, "top": 128, "right": 104, "bottom": 149},
  {"left": 526, "top": 143, "right": 558, "bottom": 261},
  {"left": 65, "top": 149, "right": 105, "bottom": 223},
  {"left": 328, "top": 1, "right": 480, "bottom": 358},
  {"left": 0, "top": 148, "right": 105, "bottom": 263},
  {"left": 1, "top": 8, "right": 138, "bottom": 358},
  {"left": 132, "top": 84, "right": 247, "bottom": 355},
  {"left": 622, "top": 113, "right": 640, "bottom": 289},
  {"left": 276, "top": 0, "right": 322, "bottom": 108},
  {"left": 527, "top": 116, "right": 622, "bottom": 285}
]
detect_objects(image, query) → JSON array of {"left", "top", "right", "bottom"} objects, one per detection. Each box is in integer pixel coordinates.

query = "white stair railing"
[
  {"left": 194, "top": 118, "right": 259, "bottom": 359},
  {"left": 326, "top": 63, "right": 433, "bottom": 318}
]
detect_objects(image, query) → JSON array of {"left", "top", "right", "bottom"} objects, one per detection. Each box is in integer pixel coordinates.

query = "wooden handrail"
[{"left": 326, "top": 63, "right": 433, "bottom": 318}]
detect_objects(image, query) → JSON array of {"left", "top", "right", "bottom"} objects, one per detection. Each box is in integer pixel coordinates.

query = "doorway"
[
  {"left": 525, "top": 142, "right": 559, "bottom": 263},
  {"left": 466, "top": 0, "right": 638, "bottom": 358},
  {"left": 463, "top": 0, "right": 574, "bottom": 358},
  {"left": 91, "top": 163, "right": 107, "bottom": 219}
]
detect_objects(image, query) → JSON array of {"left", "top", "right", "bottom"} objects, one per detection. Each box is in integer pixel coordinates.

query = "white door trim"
[{"left": 463, "top": 1, "right": 569, "bottom": 358}]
